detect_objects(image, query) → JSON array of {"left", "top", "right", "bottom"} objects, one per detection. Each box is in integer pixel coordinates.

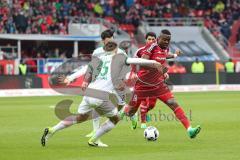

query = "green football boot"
[
  {"left": 188, "top": 125, "right": 201, "bottom": 139},
  {"left": 41, "top": 127, "right": 54, "bottom": 147}
]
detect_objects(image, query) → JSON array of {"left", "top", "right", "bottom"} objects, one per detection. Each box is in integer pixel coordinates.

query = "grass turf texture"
[{"left": 0, "top": 91, "right": 239, "bottom": 160}]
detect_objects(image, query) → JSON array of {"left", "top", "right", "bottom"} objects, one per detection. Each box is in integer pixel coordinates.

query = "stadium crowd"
[{"left": 0, "top": 0, "right": 239, "bottom": 40}]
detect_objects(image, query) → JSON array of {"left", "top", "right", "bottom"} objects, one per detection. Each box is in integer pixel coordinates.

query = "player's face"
[
  {"left": 103, "top": 37, "right": 114, "bottom": 45},
  {"left": 146, "top": 36, "right": 156, "bottom": 44},
  {"left": 158, "top": 34, "right": 171, "bottom": 49}
]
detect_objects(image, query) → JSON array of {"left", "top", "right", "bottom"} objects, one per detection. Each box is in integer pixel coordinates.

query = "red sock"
[
  {"left": 174, "top": 107, "right": 190, "bottom": 129},
  {"left": 140, "top": 101, "right": 148, "bottom": 123}
]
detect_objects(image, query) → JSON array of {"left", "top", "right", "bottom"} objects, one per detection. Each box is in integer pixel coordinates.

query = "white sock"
[
  {"left": 187, "top": 126, "right": 192, "bottom": 131},
  {"left": 52, "top": 115, "right": 77, "bottom": 133},
  {"left": 92, "top": 110, "right": 100, "bottom": 132},
  {"left": 93, "top": 117, "right": 100, "bottom": 132},
  {"left": 93, "top": 120, "right": 115, "bottom": 140}
]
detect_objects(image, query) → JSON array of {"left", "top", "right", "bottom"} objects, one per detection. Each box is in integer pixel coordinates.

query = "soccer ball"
[{"left": 144, "top": 126, "right": 159, "bottom": 141}]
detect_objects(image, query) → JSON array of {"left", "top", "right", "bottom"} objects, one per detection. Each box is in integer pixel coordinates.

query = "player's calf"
[{"left": 89, "top": 116, "right": 119, "bottom": 146}]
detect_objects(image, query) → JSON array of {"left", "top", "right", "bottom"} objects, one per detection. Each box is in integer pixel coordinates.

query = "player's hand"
[
  {"left": 175, "top": 49, "right": 182, "bottom": 56},
  {"left": 58, "top": 75, "right": 70, "bottom": 85},
  {"left": 164, "top": 73, "right": 169, "bottom": 80},
  {"left": 81, "top": 81, "right": 89, "bottom": 91},
  {"left": 153, "top": 63, "right": 163, "bottom": 74},
  {"left": 115, "top": 80, "right": 126, "bottom": 91}
]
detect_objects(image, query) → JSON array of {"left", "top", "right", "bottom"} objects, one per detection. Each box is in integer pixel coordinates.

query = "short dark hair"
[
  {"left": 145, "top": 32, "right": 156, "bottom": 39},
  {"left": 161, "top": 29, "right": 171, "bottom": 35},
  {"left": 101, "top": 29, "right": 114, "bottom": 40}
]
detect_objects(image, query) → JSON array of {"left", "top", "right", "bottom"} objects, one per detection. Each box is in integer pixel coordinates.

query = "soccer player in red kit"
[
  {"left": 134, "top": 32, "right": 158, "bottom": 129},
  {"left": 134, "top": 32, "right": 179, "bottom": 129},
  {"left": 123, "top": 29, "right": 201, "bottom": 138}
]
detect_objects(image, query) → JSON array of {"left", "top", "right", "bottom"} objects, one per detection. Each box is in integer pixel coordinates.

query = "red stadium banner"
[{"left": 0, "top": 60, "right": 15, "bottom": 75}]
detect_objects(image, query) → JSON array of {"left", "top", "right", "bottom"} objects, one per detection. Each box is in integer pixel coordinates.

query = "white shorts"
[{"left": 78, "top": 96, "right": 118, "bottom": 118}]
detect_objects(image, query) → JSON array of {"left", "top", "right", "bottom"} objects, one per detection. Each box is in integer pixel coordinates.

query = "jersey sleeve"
[
  {"left": 141, "top": 42, "right": 158, "bottom": 57},
  {"left": 92, "top": 47, "right": 104, "bottom": 58},
  {"left": 92, "top": 49, "right": 98, "bottom": 57},
  {"left": 117, "top": 48, "right": 127, "bottom": 55},
  {"left": 67, "top": 65, "right": 88, "bottom": 82},
  {"left": 134, "top": 48, "right": 143, "bottom": 58}
]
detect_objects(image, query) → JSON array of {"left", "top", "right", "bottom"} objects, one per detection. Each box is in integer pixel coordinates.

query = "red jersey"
[{"left": 134, "top": 42, "right": 170, "bottom": 97}]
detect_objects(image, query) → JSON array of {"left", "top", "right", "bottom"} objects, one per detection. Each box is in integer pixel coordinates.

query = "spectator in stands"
[
  {"left": 191, "top": 58, "right": 205, "bottom": 73},
  {"left": 213, "top": 1, "right": 225, "bottom": 13},
  {"left": 0, "top": 64, "right": 3, "bottom": 75},
  {"left": 0, "top": 0, "right": 239, "bottom": 63},
  {"left": 0, "top": 0, "right": 238, "bottom": 40},
  {"left": 25, "top": 58, "right": 37, "bottom": 73},
  {"left": 237, "top": 28, "right": 240, "bottom": 43},
  {"left": 225, "top": 58, "right": 235, "bottom": 73},
  {"left": 53, "top": 48, "right": 60, "bottom": 58},
  {"left": 19, "top": 59, "right": 28, "bottom": 75},
  {"left": 0, "top": 50, "right": 4, "bottom": 60},
  {"left": 5, "top": 17, "right": 16, "bottom": 33},
  {"left": 235, "top": 61, "right": 240, "bottom": 73},
  {"left": 216, "top": 61, "right": 225, "bottom": 72},
  {"left": 168, "top": 61, "right": 187, "bottom": 74},
  {"left": 220, "top": 22, "right": 231, "bottom": 39},
  {"left": 13, "top": 11, "right": 28, "bottom": 33}
]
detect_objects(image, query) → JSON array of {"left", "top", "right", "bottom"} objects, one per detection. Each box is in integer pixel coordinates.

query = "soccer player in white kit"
[
  {"left": 59, "top": 29, "right": 129, "bottom": 147},
  {"left": 41, "top": 41, "right": 163, "bottom": 147}
]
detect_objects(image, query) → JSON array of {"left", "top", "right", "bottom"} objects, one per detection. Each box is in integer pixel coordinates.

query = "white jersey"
[
  {"left": 67, "top": 47, "right": 126, "bottom": 82},
  {"left": 66, "top": 47, "right": 127, "bottom": 105},
  {"left": 92, "top": 47, "right": 128, "bottom": 105},
  {"left": 88, "top": 53, "right": 114, "bottom": 93}
]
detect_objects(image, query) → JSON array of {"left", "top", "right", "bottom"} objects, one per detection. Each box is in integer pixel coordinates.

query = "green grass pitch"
[{"left": 0, "top": 91, "right": 240, "bottom": 160}]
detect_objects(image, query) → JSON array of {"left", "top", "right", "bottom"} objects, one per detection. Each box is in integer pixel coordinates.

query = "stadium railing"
[{"left": 143, "top": 17, "right": 204, "bottom": 26}]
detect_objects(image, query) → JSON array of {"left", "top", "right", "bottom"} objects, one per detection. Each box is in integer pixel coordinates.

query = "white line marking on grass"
[{"left": 49, "top": 105, "right": 55, "bottom": 109}]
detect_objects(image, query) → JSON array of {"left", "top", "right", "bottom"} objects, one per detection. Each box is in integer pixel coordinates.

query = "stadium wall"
[
  {"left": 169, "top": 73, "right": 240, "bottom": 85},
  {"left": 1, "top": 73, "right": 240, "bottom": 90}
]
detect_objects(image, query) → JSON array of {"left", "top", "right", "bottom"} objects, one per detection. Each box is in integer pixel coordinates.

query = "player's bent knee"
[
  {"left": 76, "top": 113, "right": 90, "bottom": 123},
  {"left": 166, "top": 98, "right": 177, "bottom": 106}
]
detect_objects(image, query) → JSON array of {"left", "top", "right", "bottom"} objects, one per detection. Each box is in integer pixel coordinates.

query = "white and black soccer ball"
[{"left": 144, "top": 126, "right": 159, "bottom": 141}]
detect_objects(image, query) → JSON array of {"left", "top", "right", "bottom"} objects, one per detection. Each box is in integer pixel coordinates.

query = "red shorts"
[{"left": 129, "top": 88, "right": 174, "bottom": 109}]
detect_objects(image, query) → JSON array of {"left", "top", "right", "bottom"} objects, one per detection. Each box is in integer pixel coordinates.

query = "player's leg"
[
  {"left": 88, "top": 101, "right": 120, "bottom": 147},
  {"left": 41, "top": 97, "right": 92, "bottom": 146},
  {"left": 85, "top": 110, "right": 100, "bottom": 137},
  {"left": 84, "top": 110, "right": 108, "bottom": 147},
  {"left": 116, "top": 91, "right": 139, "bottom": 129},
  {"left": 120, "top": 93, "right": 140, "bottom": 117},
  {"left": 119, "top": 93, "right": 141, "bottom": 129},
  {"left": 140, "top": 97, "right": 157, "bottom": 129},
  {"left": 158, "top": 92, "right": 201, "bottom": 138},
  {"left": 41, "top": 112, "right": 91, "bottom": 147},
  {"left": 140, "top": 100, "right": 148, "bottom": 128},
  {"left": 88, "top": 115, "right": 120, "bottom": 147}
]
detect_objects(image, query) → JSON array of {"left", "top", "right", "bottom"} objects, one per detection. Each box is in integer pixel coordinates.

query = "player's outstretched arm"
[
  {"left": 125, "top": 58, "right": 163, "bottom": 73},
  {"left": 65, "top": 66, "right": 88, "bottom": 83}
]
